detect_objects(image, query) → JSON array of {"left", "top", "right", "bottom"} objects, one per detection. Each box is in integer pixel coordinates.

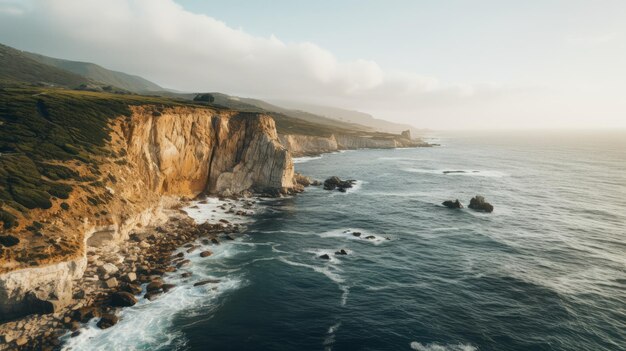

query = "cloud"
[{"left": 0, "top": 0, "right": 528, "bottom": 128}]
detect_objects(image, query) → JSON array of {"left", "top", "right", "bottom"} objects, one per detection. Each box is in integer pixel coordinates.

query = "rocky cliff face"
[
  {"left": 124, "top": 107, "right": 294, "bottom": 197},
  {"left": 0, "top": 106, "right": 297, "bottom": 321},
  {"left": 279, "top": 131, "right": 429, "bottom": 157}
]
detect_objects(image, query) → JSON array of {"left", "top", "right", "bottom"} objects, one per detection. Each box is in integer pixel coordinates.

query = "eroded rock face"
[{"left": 125, "top": 107, "right": 295, "bottom": 197}]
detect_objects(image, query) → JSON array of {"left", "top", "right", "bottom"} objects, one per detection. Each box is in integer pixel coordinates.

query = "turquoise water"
[{"left": 65, "top": 131, "right": 626, "bottom": 351}]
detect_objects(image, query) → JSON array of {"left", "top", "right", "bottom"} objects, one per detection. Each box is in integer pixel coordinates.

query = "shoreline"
[
  {"left": 0, "top": 143, "right": 430, "bottom": 350},
  {"left": 0, "top": 196, "right": 259, "bottom": 350}
]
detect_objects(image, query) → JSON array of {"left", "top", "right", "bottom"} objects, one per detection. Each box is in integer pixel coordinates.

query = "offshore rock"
[
  {"left": 323, "top": 177, "right": 356, "bottom": 192},
  {"left": 468, "top": 196, "right": 494, "bottom": 213},
  {"left": 442, "top": 199, "right": 463, "bottom": 209}
]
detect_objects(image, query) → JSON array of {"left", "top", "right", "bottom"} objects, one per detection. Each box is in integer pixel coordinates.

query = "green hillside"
[
  {"left": 24, "top": 52, "right": 163, "bottom": 92},
  {"left": 0, "top": 43, "right": 90, "bottom": 88}
]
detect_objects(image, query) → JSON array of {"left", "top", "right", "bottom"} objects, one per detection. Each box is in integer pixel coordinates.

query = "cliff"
[
  {"left": 279, "top": 129, "right": 430, "bottom": 157},
  {"left": 0, "top": 97, "right": 298, "bottom": 320}
]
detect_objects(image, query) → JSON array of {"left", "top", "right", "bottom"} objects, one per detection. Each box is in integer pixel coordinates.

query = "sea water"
[{"left": 64, "top": 131, "right": 626, "bottom": 351}]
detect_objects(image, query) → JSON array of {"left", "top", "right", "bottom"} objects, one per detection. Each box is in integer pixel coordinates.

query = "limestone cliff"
[
  {"left": 0, "top": 105, "right": 297, "bottom": 320},
  {"left": 279, "top": 129, "right": 429, "bottom": 157}
]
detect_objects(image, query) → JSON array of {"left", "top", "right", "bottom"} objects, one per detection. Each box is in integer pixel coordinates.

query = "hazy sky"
[{"left": 0, "top": 0, "right": 625, "bottom": 129}]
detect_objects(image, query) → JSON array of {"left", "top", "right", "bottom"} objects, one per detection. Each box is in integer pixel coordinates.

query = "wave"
[
  {"left": 409, "top": 342, "right": 477, "bottom": 351},
  {"left": 278, "top": 256, "right": 350, "bottom": 306},
  {"left": 183, "top": 197, "right": 258, "bottom": 225}
]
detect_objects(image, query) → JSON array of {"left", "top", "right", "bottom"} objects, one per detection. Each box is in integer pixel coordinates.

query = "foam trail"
[
  {"left": 293, "top": 155, "right": 323, "bottom": 164},
  {"left": 409, "top": 342, "right": 477, "bottom": 351}
]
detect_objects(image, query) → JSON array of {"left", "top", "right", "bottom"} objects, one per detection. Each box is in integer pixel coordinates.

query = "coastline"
[
  {"left": 0, "top": 196, "right": 260, "bottom": 350},
  {"left": 0, "top": 141, "right": 430, "bottom": 350}
]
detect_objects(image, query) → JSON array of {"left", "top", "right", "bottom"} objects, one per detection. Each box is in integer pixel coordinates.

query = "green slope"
[
  {"left": 24, "top": 52, "right": 163, "bottom": 93},
  {"left": 0, "top": 43, "right": 90, "bottom": 88}
]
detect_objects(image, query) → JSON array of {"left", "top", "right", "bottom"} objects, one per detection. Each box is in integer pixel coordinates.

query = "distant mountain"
[
  {"left": 268, "top": 100, "right": 421, "bottom": 135},
  {"left": 24, "top": 52, "right": 163, "bottom": 92},
  {"left": 0, "top": 43, "right": 90, "bottom": 88}
]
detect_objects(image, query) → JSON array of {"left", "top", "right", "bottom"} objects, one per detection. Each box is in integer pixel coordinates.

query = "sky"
[{"left": 0, "top": 0, "right": 625, "bottom": 129}]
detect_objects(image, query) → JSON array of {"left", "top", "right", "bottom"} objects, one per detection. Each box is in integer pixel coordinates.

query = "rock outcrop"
[
  {"left": 442, "top": 200, "right": 463, "bottom": 209},
  {"left": 323, "top": 177, "right": 356, "bottom": 192},
  {"left": 468, "top": 196, "right": 494, "bottom": 213}
]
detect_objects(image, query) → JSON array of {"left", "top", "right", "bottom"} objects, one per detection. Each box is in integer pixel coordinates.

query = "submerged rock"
[
  {"left": 335, "top": 249, "right": 348, "bottom": 255},
  {"left": 352, "top": 232, "right": 362, "bottom": 237},
  {"left": 319, "top": 254, "right": 331, "bottom": 260},
  {"left": 442, "top": 199, "right": 463, "bottom": 209},
  {"left": 468, "top": 195, "right": 494, "bottom": 213},
  {"left": 200, "top": 250, "right": 212, "bottom": 257}
]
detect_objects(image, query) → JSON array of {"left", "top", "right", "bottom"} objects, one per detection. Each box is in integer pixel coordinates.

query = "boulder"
[
  {"left": 319, "top": 254, "right": 330, "bottom": 260},
  {"left": 468, "top": 195, "right": 494, "bottom": 213},
  {"left": 97, "top": 313, "right": 119, "bottom": 329},
  {"left": 323, "top": 176, "right": 356, "bottom": 192},
  {"left": 72, "top": 307, "right": 101, "bottom": 323},
  {"left": 144, "top": 291, "right": 162, "bottom": 301},
  {"left": 162, "top": 284, "right": 176, "bottom": 293},
  {"left": 110, "top": 291, "right": 137, "bottom": 307},
  {"left": 146, "top": 281, "right": 163, "bottom": 292},
  {"left": 104, "top": 277, "right": 118, "bottom": 289},
  {"left": 122, "top": 272, "right": 137, "bottom": 282},
  {"left": 120, "top": 283, "right": 142, "bottom": 295},
  {"left": 97, "top": 263, "right": 119, "bottom": 276},
  {"left": 200, "top": 250, "right": 212, "bottom": 258},
  {"left": 352, "top": 232, "right": 361, "bottom": 237},
  {"left": 442, "top": 199, "right": 463, "bottom": 209},
  {"left": 335, "top": 249, "right": 348, "bottom": 255},
  {"left": 365, "top": 235, "right": 376, "bottom": 240}
]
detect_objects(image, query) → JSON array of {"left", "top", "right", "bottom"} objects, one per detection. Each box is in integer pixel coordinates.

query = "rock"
[
  {"left": 15, "top": 337, "right": 28, "bottom": 346},
  {"left": 70, "top": 330, "right": 81, "bottom": 338},
  {"left": 319, "top": 254, "right": 331, "bottom": 260},
  {"left": 468, "top": 195, "right": 494, "bottom": 213},
  {"left": 120, "top": 283, "right": 142, "bottom": 295},
  {"left": 162, "top": 284, "right": 176, "bottom": 293},
  {"left": 352, "top": 232, "right": 362, "bottom": 237},
  {"left": 97, "top": 313, "right": 119, "bottom": 329},
  {"left": 110, "top": 291, "right": 137, "bottom": 307},
  {"left": 335, "top": 249, "right": 348, "bottom": 255},
  {"left": 0, "top": 235, "right": 19, "bottom": 247},
  {"left": 219, "top": 219, "right": 230, "bottom": 224},
  {"left": 72, "top": 307, "right": 101, "bottom": 323},
  {"left": 323, "top": 176, "right": 356, "bottom": 192},
  {"left": 181, "top": 272, "right": 192, "bottom": 278},
  {"left": 200, "top": 250, "right": 212, "bottom": 257},
  {"left": 72, "top": 290, "right": 85, "bottom": 300},
  {"left": 176, "top": 259, "right": 191, "bottom": 268},
  {"left": 97, "top": 263, "right": 119, "bottom": 276},
  {"left": 104, "top": 277, "right": 119, "bottom": 289},
  {"left": 365, "top": 235, "right": 376, "bottom": 240},
  {"left": 123, "top": 272, "right": 137, "bottom": 282},
  {"left": 443, "top": 170, "right": 467, "bottom": 174},
  {"left": 211, "top": 238, "right": 220, "bottom": 245},
  {"left": 193, "top": 279, "right": 221, "bottom": 287},
  {"left": 442, "top": 199, "right": 463, "bottom": 209},
  {"left": 225, "top": 235, "right": 235, "bottom": 240},
  {"left": 146, "top": 281, "right": 163, "bottom": 292},
  {"left": 294, "top": 173, "right": 313, "bottom": 186},
  {"left": 144, "top": 291, "right": 162, "bottom": 301}
]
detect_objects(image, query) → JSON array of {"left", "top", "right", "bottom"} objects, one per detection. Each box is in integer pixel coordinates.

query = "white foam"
[
  {"left": 318, "top": 228, "right": 390, "bottom": 245},
  {"left": 293, "top": 155, "right": 323, "bottom": 164},
  {"left": 328, "top": 180, "right": 366, "bottom": 196},
  {"left": 62, "top": 201, "right": 256, "bottom": 350},
  {"left": 278, "top": 257, "right": 345, "bottom": 284},
  {"left": 183, "top": 197, "right": 258, "bottom": 225},
  {"left": 403, "top": 168, "right": 508, "bottom": 178},
  {"left": 410, "top": 342, "right": 477, "bottom": 351}
]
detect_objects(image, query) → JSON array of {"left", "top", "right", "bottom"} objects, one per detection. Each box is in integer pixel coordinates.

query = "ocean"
[{"left": 63, "top": 131, "right": 626, "bottom": 351}]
